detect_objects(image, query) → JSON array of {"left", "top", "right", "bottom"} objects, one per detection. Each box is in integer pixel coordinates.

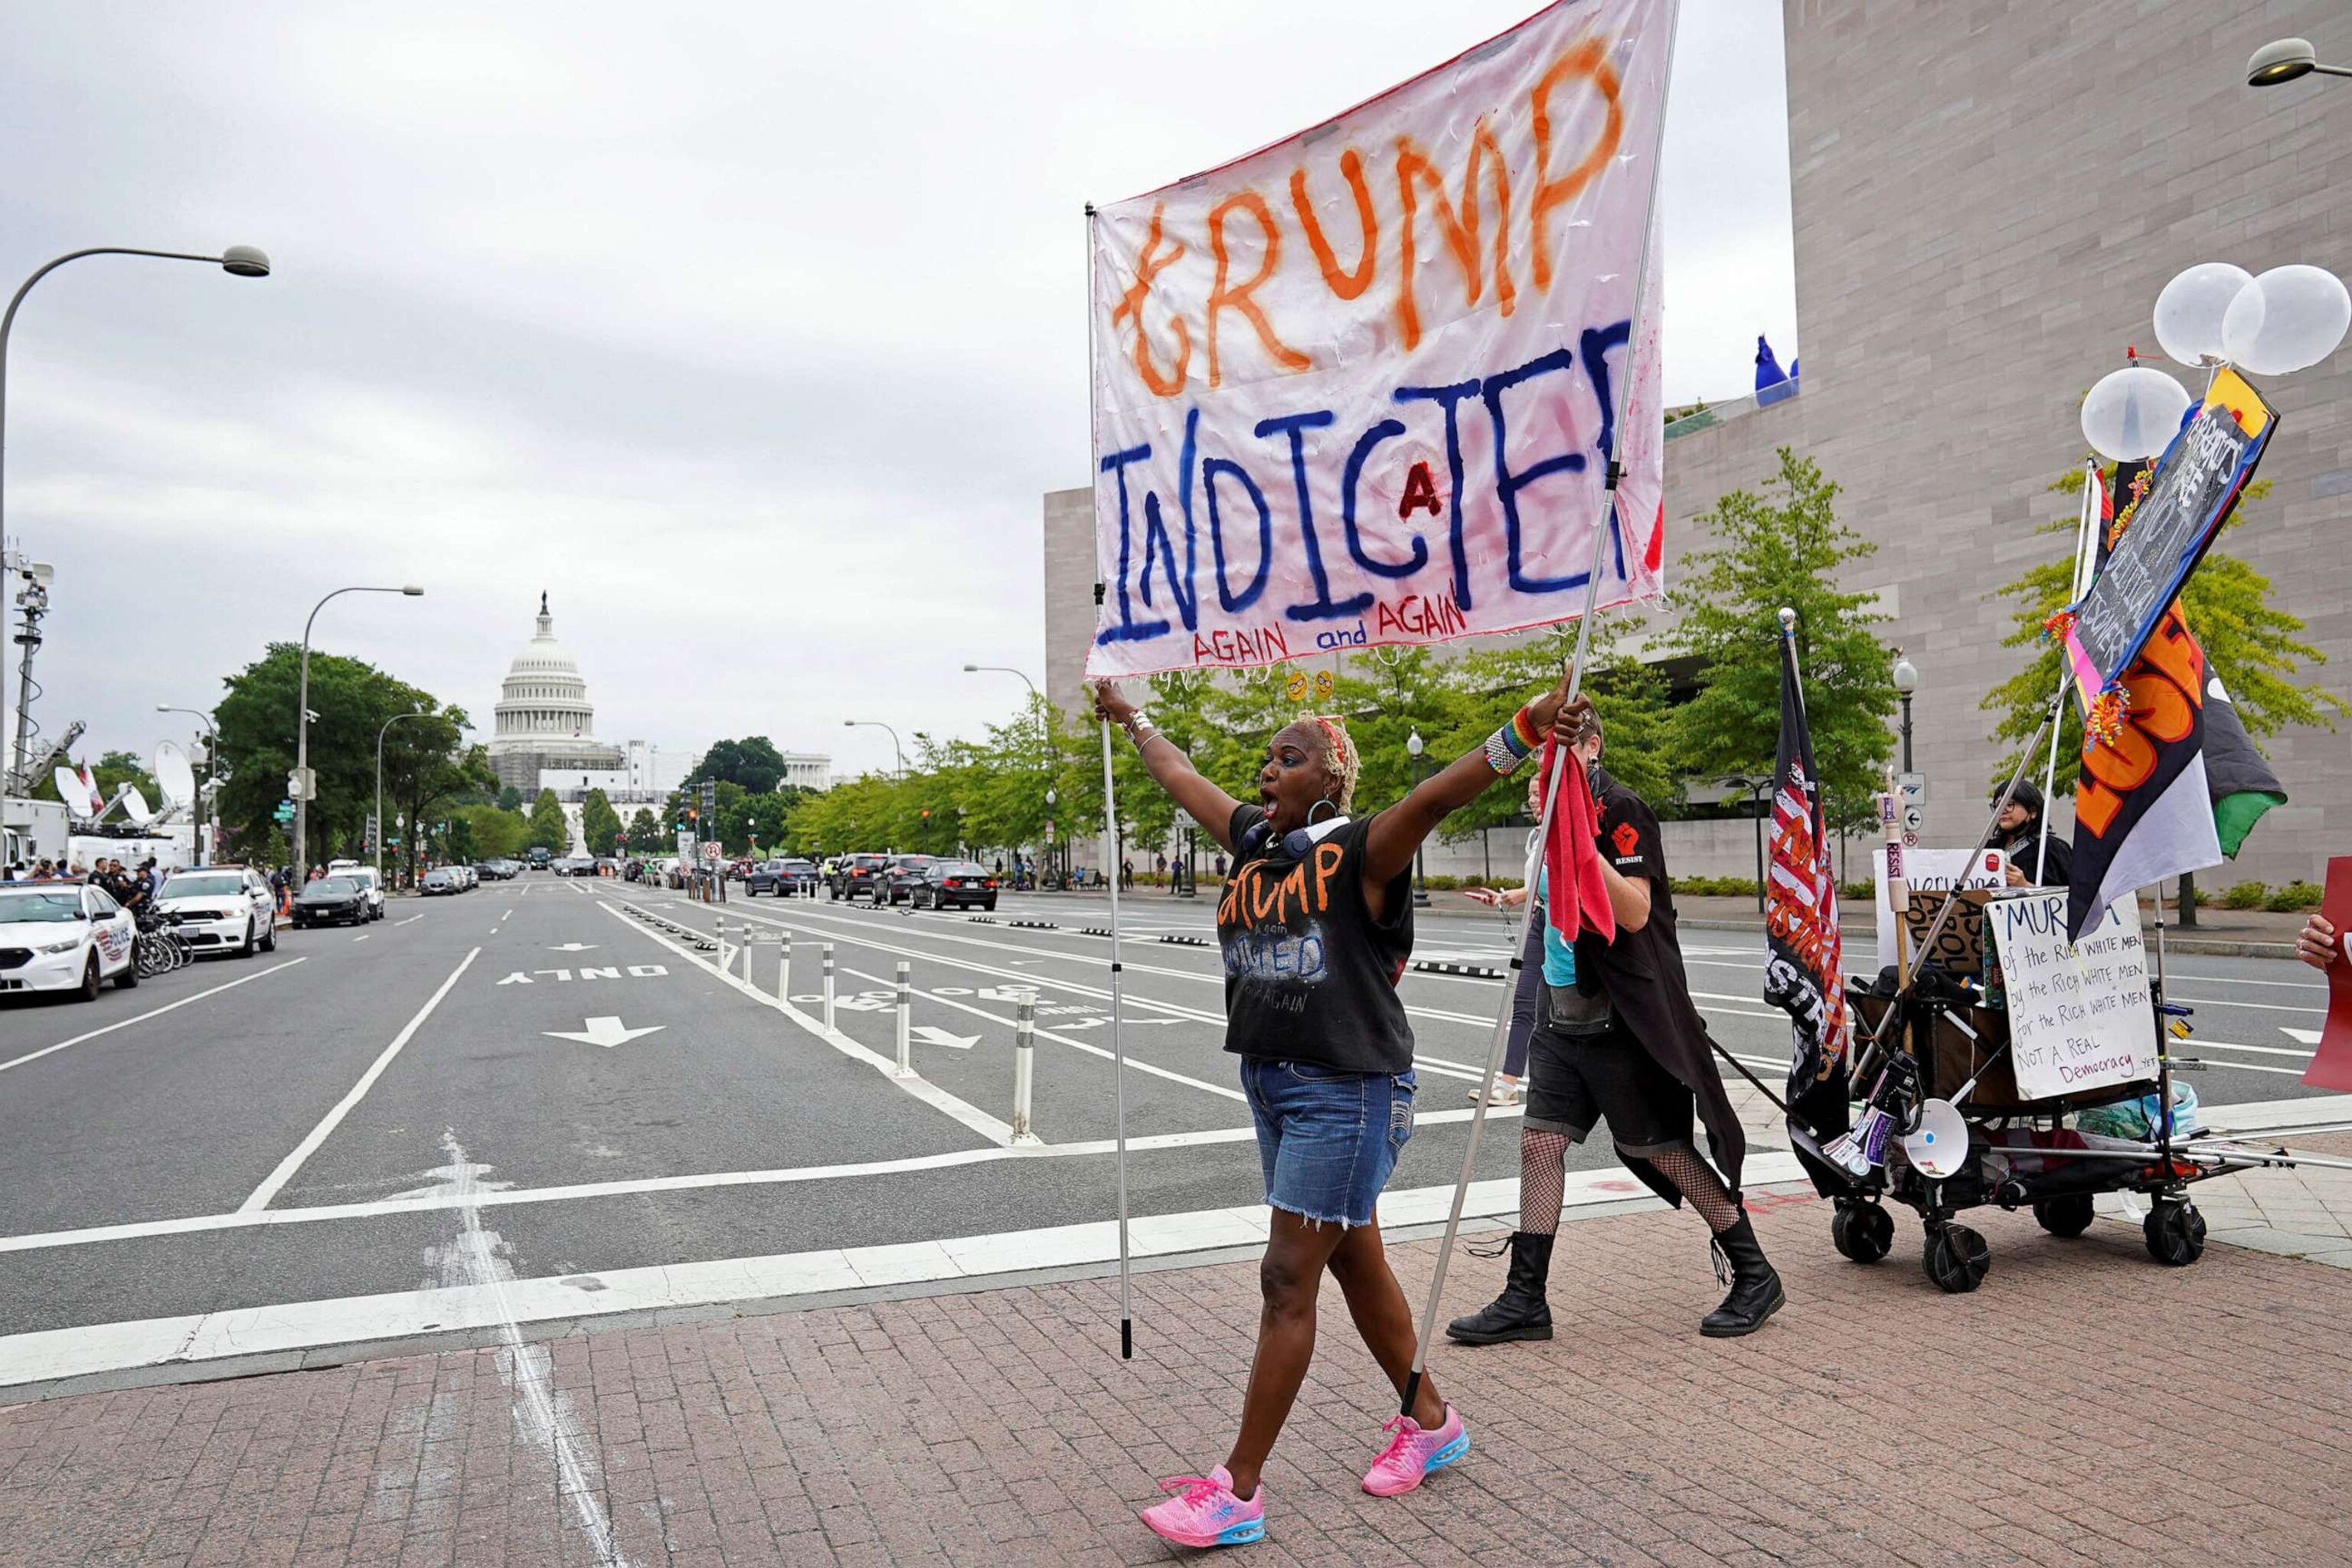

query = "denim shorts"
[{"left": 1239, "top": 1058, "right": 1416, "bottom": 1228}]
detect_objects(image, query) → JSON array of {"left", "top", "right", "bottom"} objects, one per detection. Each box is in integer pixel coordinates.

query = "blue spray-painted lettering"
[
  {"left": 1095, "top": 443, "right": 1168, "bottom": 645},
  {"left": 1340, "top": 419, "right": 1428, "bottom": 580},
  {"left": 1256, "top": 410, "right": 1370, "bottom": 624},
  {"left": 1136, "top": 414, "right": 1197, "bottom": 632},
  {"left": 1391, "top": 378, "right": 1480, "bottom": 610},
  {"left": 1223, "top": 929, "right": 1329, "bottom": 985},
  {"left": 1205, "top": 454, "right": 1272, "bottom": 613},
  {"left": 1482, "top": 348, "right": 1589, "bottom": 594},
  {"left": 1580, "top": 319, "right": 1633, "bottom": 580}
]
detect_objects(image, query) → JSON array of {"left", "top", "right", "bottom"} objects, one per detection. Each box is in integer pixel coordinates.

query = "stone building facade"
[{"left": 1042, "top": 0, "right": 2352, "bottom": 887}]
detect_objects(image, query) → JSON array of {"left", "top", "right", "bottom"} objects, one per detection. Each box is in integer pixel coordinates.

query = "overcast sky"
[{"left": 0, "top": 0, "right": 1792, "bottom": 785}]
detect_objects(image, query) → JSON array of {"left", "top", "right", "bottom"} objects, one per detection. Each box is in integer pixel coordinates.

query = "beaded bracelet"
[{"left": 1482, "top": 706, "right": 1540, "bottom": 775}]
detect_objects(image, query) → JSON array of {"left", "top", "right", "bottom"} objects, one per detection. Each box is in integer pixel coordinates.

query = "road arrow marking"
[
  {"left": 912, "top": 1025, "right": 980, "bottom": 1050},
  {"left": 549, "top": 942, "right": 599, "bottom": 952},
  {"left": 544, "top": 1016, "right": 665, "bottom": 1047},
  {"left": 2282, "top": 1027, "right": 2322, "bottom": 1046}
]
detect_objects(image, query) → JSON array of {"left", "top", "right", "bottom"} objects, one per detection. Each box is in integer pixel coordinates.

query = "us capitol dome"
[{"left": 488, "top": 593, "right": 626, "bottom": 795}]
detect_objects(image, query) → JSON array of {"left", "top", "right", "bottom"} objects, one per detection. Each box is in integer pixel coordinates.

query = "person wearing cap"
[{"left": 1996, "top": 779, "right": 2072, "bottom": 887}]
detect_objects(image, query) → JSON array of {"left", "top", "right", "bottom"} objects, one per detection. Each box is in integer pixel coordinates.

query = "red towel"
[{"left": 1539, "top": 737, "right": 1615, "bottom": 946}]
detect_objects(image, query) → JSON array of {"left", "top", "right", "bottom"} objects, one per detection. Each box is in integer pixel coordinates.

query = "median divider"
[
  {"left": 1008, "top": 920, "right": 1058, "bottom": 930},
  {"left": 1159, "top": 935, "right": 1210, "bottom": 947},
  {"left": 893, "top": 961, "right": 916, "bottom": 1079},
  {"left": 1412, "top": 959, "right": 1504, "bottom": 979},
  {"left": 1010, "top": 991, "right": 1041, "bottom": 1146}
]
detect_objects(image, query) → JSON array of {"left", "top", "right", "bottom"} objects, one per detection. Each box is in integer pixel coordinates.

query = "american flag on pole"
[{"left": 1762, "top": 626, "right": 1850, "bottom": 1125}]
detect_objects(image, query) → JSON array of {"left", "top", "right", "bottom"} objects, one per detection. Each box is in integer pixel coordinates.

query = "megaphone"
[{"left": 1901, "top": 1099, "right": 1971, "bottom": 1179}]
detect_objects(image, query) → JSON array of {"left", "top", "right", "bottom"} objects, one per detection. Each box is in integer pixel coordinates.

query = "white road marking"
[
  {"left": 394, "top": 913, "right": 423, "bottom": 926},
  {"left": 0, "top": 1155, "right": 1813, "bottom": 1392},
  {"left": 237, "top": 948, "right": 481, "bottom": 1214},
  {"left": 352, "top": 933, "right": 371, "bottom": 942},
  {"left": 0, "top": 959, "right": 309, "bottom": 1076},
  {"left": 831, "top": 962, "right": 1246, "bottom": 1102},
  {"left": 2282, "top": 1027, "right": 2322, "bottom": 1046},
  {"left": 439, "top": 1132, "right": 635, "bottom": 1567},
  {"left": 595, "top": 905, "right": 1016, "bottom": 1144},
  {"left": 544, "top": 1016, "right": 665, "bottom": 1048}
]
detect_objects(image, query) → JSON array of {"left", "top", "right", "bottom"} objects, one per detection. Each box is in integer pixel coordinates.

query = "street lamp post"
[
  {"left": 2, "top": 243, "right": 270, "bottom": 776},
  {"left": 294, "top": 584, "right": 423, "bottom": 885},
  {"left": 1891, "top": 653, "right": 1919, "bottom": 773},
  {"left": 155, "top": 704, "right": 218, "bottom": 866},
  {"left": 843, "top": 719, "right": 905, "bottom": 777},
  {"left": 375, "top": 710, "right": 431, "bottom": 886},
  {"left": 962, "top": 662, "right": 1040, "bottom": 701},
  {"left": 2247, "top": 37, "right": 2352, "bottom": 87},
  {"left": 1044, "top": 786, "right": 1058, "bottom": 890},
  {"left": 1406, "top": 728, "right": 1430, "bottom": 907}
]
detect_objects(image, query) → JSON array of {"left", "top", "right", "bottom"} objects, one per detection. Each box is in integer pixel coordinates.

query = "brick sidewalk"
[{"left": 8, "top": 1194, "right": 2352, "bottom": 1568}]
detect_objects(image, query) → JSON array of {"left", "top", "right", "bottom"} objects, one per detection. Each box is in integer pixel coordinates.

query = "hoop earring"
[{"left": 1307, "top": 799, "right": 1339, "bottom": 825}]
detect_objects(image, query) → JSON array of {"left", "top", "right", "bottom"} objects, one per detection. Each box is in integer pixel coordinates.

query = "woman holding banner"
[{"left": 1094, "top": 670, "right": 1583, "bottom": 1550}]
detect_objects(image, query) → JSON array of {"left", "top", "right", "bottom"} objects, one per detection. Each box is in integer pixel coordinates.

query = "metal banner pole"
[
  {"left": 1085, "top": 199, "right": 1135, "bottom": 1360},
  {"left": 1401, "top": 0, "right": 1683, "bottom": 1418},
  {"left": 2038, "top": 459, "right": 2099, "bottom": 880}
]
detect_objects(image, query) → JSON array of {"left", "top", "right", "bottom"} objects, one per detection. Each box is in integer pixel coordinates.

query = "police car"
[
  {"left": 0, "top": 881, "right": 139, "bottom": 1000},
  {"left": 153, "top": 864, "right": 279, "bottom": 956}
]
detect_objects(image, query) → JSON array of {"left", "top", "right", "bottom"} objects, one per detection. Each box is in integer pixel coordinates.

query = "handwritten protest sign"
[
  {"left": 2301, "top": 857, "right": 2352, "bottom": 1091},
  {"left": 1986, "top": 890, "right": 2154, "bottom": 1101},
  {"left": 1085, "top": 0, "right": 1671, "bottom": 677},
  {"left": 2062, "top": 368, "right": 2273, "bottom": 694},
  {"left": 1872, "top": 847, "right": 2006, "bottom": 965}
]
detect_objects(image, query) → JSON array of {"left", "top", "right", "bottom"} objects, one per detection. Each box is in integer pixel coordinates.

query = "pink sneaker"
[
  {"left": 1361, "top": 1405, "right": 1469, "bottom": 1496},
  {"left": 1138, "top": 1465, "right": 1266, "bottom": 1548}
]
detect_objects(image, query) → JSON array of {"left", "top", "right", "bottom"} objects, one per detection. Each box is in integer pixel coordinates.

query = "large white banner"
[{"left": 1085, "top": 0, "right": 1673, "bottom": 678}]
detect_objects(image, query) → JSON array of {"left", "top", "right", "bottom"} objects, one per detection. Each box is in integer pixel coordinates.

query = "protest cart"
[{"left": 1792, "top": 885, "right": 2350, "bottom": 1295}]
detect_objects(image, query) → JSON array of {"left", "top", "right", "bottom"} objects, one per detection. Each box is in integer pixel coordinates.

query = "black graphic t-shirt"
[
  {"left": 1218, "top": 804, "right": 1417, "bottom": 1075},
  {"left": 1574, "top": 766, "right": 1672, "bottom": 1001}
]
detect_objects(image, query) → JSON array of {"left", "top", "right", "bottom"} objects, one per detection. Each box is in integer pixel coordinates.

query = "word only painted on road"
[
  {"left": 496, "top": 965, "right": 668, "bottom": 985},
  {"left": 1084, "top": 0, "right": 1671, "bottom": 678}
]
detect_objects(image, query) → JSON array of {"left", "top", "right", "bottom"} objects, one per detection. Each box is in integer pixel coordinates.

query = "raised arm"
[
  {"left": 1092, "top": 681, "right": 1249, "bottom": 854},
  {"left": 1361, "top": 670, "right": 1587, "bottom": 889}
]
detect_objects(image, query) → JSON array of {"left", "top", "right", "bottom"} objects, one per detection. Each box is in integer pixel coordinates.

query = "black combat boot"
[
  {"left": 1700, "top": 1215, "right": 1784, "bottom": 1337},
  {"left": 1446, "top": 1231, "right": 1555, "bottom": 1344}
]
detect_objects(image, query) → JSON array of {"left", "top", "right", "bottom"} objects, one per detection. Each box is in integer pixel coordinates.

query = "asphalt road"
[{"left": 0, "top": 872, "right": 2331, "bottom": 1344}]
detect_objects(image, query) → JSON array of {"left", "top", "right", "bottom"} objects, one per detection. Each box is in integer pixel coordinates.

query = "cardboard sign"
[
  {"left": 1986, "top": 890, "right": 2154, "bottom": 1100},
  {"left": 1085, "top": 0, "right": 1674, "bottom": 676},
  {"left": 1903, "top": 889, "right": 1992, "bottom": 978},
  {"left": 2301, "top": 857, "right": 2352, "bottom": 1091},
  {"left": 2062, "top": 368, "right": 2273, "bottom": 691},
  {"left": 1873, "top": 847, "right": 2006, "bottom": 964}
]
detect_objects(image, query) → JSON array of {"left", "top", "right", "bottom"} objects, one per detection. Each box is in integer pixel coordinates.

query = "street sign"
[
  {"left": 1901, "top": 802, "right": 1924, "bottom": 834},
  {"left": 273, "top": 800, "right": 295, "bottom": 823},
  {"left": 701, "top": 841, "right": 724, "bottom": 863},
  {"left": 678, "top": 830, "right": 696, "bottom": 861}
]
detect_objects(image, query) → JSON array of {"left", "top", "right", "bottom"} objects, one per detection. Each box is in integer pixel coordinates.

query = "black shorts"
[{"left": 1524, "top": 1010, "right": 1693, "bottom": 1155}]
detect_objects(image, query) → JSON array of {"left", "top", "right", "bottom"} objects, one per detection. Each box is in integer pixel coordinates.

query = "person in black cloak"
[
  {"left": 1995, "top": 779, "right": 2073, "bottom": 887},
  {"left": 1448, "top": 707, "right": 1784, "bottom": 1343}
]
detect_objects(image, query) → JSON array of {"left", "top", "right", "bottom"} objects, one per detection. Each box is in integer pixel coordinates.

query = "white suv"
[
  {"left": 154, "top": 865, "right": 279, "bottom": 956},
  {"left": 344, "top": 865, "right": 387, "bottom": 919}
]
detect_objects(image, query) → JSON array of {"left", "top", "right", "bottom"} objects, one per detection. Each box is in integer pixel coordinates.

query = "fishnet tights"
[
  {"left": 1517, "top": 1129, "right": 1572, "bottom": 1234},
  {"left": 1641, "top": 1144, "right": 1743, "bottom": 1233}
]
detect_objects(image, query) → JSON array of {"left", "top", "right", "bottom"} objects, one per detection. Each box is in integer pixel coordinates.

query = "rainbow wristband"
[{"left": 1483, "top": 707, "right": 1539, "bottom": 775}]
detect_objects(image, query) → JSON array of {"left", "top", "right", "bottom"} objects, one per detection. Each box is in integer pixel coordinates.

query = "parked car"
[
  {"left": 0, "top": 881, "right": 139, "bottom": 998},
  {"left": 903, "top": 860, "right": 999, "bottom": 912},
  {"left": 153, "top": 865, "right": 278, "bottom": 956},
  {"left": 745, "top": 858, "right": 816, "bottom": 897},
  {"left": 418, "top": 868, "right": 460, "bottom": 897},
  {"left": 474, "top": 859, "right": 517, "bottom": 881},
  {"left": 341, "top": 865, "right": 387, "bottom": 918},
  {"left": 828, "top": 853, "right": 893, "bottom": 902},
  {"left": 878, "top": 854, "right": 938, "bottom": 906},
  {"left": 295, "top": 876, "right": 371, "bottom": 926}
]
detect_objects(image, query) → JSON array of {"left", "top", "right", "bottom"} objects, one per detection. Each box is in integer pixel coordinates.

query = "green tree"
[
  {"left": 527, "top": 789, "right": 571, "bottom": 853},
  {"left": 214, "top": 643, "right": 458, "bottom": 867},
  {"left": 31, "top": 748, "right": 162, "bottom": 814},
  {"left": 579, "top": 788, "right": 624, "bottom": 858},
  {"left": 456, "top": 804, "right": 528, "bottom": 859},
  {"left": 625, "top": 807, "right": 665, "bottom": 854},
  {"left": 1982, "top": 466, "right": 2346, "bottom": 793},
  {"left": 1654, "top": 447, "right": 1895, "bottom": 834},
  {"left": 496, "top": 785, "right": 524, "bottom": 812},
  {"left": 688, "top": 737, "right": 789, "bottom": 795}
]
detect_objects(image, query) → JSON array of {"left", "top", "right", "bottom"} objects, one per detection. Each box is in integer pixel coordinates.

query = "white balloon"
[
  {"left": 2080, "top": 365, "right": 2191, "bottom": 461},
  {"left": 2221, "top": 265, "right": 2352, "bottom": 377},
  {"left": 2152, "top": 263, "right": 2252, "bottom": 366}
]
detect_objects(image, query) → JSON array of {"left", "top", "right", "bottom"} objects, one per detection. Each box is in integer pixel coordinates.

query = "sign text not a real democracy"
[
  {"left": 1987, "top": 890, "right": 2154, "bottom": 1102},
  {"left": 1085, "top": 0, "right": 1674, "bottom": 678}
]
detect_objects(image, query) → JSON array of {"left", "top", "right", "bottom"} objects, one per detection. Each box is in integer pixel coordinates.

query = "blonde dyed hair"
[{"left": 1297, "top": 714, "right": 1360, "bottom": 815}]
